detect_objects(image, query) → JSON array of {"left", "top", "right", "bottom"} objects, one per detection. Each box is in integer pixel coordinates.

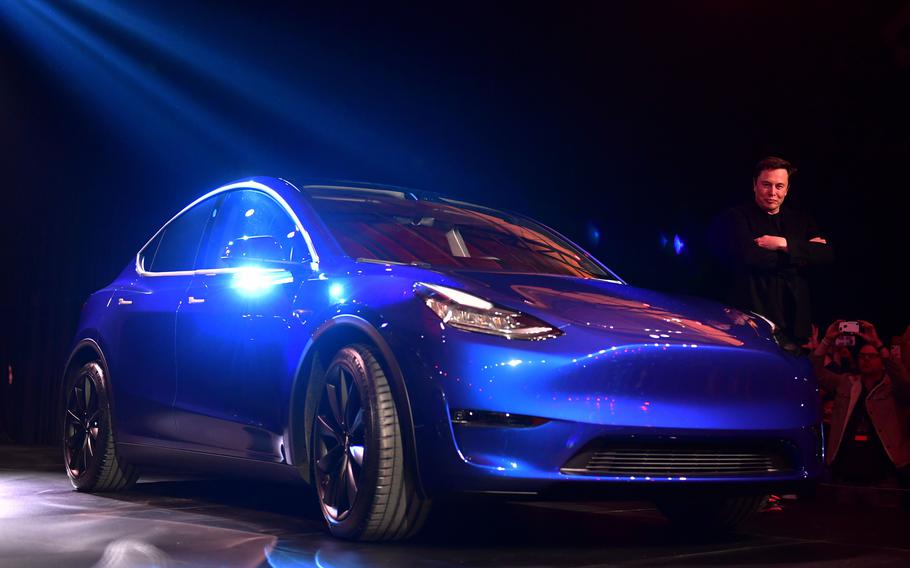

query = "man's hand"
[
  {"left": 809, "top": 237, "right": 827, "bottom": 244},
  {"left": 823, "top": 320, "right": 844, "bottom": 343},
  {"left": 858, "top": 320, "right": 882, "bottom": 347},
  {"left": 803, "top": 323, "right": 820, "bottom": 351},
  {"left": 754, "top": 235, "right": 788, "bottom": 251}
]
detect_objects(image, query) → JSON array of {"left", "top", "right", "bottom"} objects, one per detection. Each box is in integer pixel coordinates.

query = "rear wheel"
[
  {"left": 312, "top": 344, "right": 430, "bottom": 540},
  {"left": 657, "top": 494, "right": 767, "bottom": 532},
  {"left": 63, "top": 361, "right": 138, "bottom": 491}
]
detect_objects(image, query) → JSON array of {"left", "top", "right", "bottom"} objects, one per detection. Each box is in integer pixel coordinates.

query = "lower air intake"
[{"left": 561, "top": 442, "right": 794, "bottom": 477}]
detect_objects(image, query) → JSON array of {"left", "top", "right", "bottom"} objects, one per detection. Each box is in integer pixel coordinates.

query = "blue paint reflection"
[{"left": 263, "top": 544, "right": 316, "bottom": 568}]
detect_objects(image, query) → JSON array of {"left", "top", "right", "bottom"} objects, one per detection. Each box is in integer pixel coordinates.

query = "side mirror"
[{"left": 221, "top": 235, "right": 285, "bottom": 265}]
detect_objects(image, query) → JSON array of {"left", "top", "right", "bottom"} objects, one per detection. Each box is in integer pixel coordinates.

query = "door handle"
[
  {"left": 187, "top": 296, "right": 206, "bottom": 304},
  {"left": 117, "top": 298, "right": 133, "bottom": 306}
]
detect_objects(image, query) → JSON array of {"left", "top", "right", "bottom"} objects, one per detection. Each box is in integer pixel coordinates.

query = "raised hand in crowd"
[
  {"left": 856, "top": 320, "right": 886, "bottom": 353},
  {"left": 802, "top": 323, "right": 820, "bottom": 352},
  {"left": 819, "top": 320, "right": 843, "bottom": 347}
]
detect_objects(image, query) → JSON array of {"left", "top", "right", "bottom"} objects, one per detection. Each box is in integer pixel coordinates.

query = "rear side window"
[
  {"left": 196, "top": 189, "right": 306, "bottom": 269},
  {"left": 144, "top": 198, "right": 216, "bottom": 273}
]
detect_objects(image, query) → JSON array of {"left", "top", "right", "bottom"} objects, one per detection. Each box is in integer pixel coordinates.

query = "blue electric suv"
[{"left": 63, "top": 177, "right": 823, "bottom": 540}]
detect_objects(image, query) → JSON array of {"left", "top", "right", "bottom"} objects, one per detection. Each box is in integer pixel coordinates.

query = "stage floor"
[{"left": 1, "top": 445, "right": 908, "bottom": 567}]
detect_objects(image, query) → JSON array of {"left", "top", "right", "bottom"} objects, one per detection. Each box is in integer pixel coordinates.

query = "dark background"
[{"left": 2, "top": 1, "right": 909, "bottom": 444}]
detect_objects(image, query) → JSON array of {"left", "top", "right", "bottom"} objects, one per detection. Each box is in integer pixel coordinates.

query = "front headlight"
[{"left": 414, "top": 282, "right": 563, "bottom": 340}]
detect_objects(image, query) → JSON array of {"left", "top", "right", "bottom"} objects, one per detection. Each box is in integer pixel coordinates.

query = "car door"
[
  {"left": 106, "top": 197, "right": 216, "bottom": 443},
  {"left": 174, "top": 188, "right": 309, "bottom": 460}
]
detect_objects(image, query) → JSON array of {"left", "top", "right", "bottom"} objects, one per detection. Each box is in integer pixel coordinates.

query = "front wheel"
[
  {"left": 63, "top": 361, "right": 138, "bottom": 491},
  {"left": 312, "top": 344, "right": 430, "bottom": 540}
]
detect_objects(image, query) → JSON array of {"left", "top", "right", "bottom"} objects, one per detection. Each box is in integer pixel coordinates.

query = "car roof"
[
  {"left": 294, "top": 179, "right": 514, "bottom": 219},
  {"left": 296, "top": 179, "right": 443, "bottom": 202}
]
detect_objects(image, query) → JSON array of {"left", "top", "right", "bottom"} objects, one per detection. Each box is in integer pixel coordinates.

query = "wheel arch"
[
  {"left": 63, "top": 338, "right": 112, "bottom": 394},
  {"left": 288, "top": 315, "right": 425, "bottom": 498}
]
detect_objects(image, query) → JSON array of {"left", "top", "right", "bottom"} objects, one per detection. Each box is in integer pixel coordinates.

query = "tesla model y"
[{"left": 63, "top": 177, "right": 823, "bottom": 540}]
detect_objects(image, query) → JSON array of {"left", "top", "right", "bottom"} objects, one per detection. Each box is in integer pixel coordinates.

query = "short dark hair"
[{"left": 753, "top": 156, "right": 797, "bottom": 180}]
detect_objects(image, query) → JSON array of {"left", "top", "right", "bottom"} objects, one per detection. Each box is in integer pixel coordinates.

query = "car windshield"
[{"left": 305, "top": 190, "right": 617, "bottom": 279}]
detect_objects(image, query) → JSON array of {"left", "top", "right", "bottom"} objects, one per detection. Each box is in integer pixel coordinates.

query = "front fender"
[{"left": 287, "top": 312, "right": 426, "bottom": 499}]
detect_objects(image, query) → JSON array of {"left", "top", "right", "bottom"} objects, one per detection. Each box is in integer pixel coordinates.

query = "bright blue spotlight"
[
  {"left": 329, "top": 283, "right": 346, "bottom": 303},
  {"left": 586, "top": 222, "right": 601, "bottom": 247},
  {"left": 232, "top": 267, "right": 293, "bottom": 295},
  {"left": 673, "top": 234, "right": 685, "bottom": 255},
  {"left": 3, "top": 0, "right": 254, "bottom": 161},
  {"left": 72, "top": 0, "right": 415, "bottom": 169}
]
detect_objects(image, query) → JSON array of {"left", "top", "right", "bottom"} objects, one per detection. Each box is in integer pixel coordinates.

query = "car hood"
[{"left": 441, "top": 271, "right": 768, "bottom": 349}]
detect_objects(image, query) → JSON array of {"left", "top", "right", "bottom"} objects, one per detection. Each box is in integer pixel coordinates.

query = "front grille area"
[{"left": 561, "top": 441, "right": 795, "bottom": 477}]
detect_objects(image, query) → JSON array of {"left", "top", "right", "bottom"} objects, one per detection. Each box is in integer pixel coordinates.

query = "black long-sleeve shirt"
[{"left": 710, "top": 201, "right": 834, "bottom": 342}]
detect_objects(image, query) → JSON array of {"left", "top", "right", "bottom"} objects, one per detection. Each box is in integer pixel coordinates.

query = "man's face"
[
  {"left": 857, "top": 345, "right": 884, "bottom": 375},
  {"left": 753, "top": 168, "right": 789, "bottom": 214}
]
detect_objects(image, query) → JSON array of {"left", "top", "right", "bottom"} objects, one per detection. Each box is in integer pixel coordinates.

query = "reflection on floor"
[{"left": 1, "top": 445, "right": 909, "bottom": 567}]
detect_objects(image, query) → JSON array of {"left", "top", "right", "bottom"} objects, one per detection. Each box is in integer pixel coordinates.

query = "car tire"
[
  {"left": 63, "top": 360, "right": 138, "bottom": 491},
  {"left": 312, "top": 344, "right": 430, "bottom": 541},
  {"left": 657, "top": 494, "right": 767, "bottom": 532}
]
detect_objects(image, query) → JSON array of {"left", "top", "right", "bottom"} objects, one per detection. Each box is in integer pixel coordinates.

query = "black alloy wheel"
[
  {"left": 62, "top": 360, "right": 137, "bottom": 491},
  {"left": 64, "top": 368, "right": 103, "bottom": 480},
  {"left": 314, "top": 358, "right": 366, "bottom": 522}
]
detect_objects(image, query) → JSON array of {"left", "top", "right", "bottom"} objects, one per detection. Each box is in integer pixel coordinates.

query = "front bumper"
[
  {"left": 443, "top": 419, "right": 824, "bottom": 495},
  {"left": 387, "top": 317, "right": 823, "bottom": 498}
]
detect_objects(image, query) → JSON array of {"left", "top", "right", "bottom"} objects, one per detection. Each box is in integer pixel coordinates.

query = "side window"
[
  {"left": 197, "top": 189, "right": 306, "bottom": 270},
  {"left": 143, "top": 198, "right": 216, "bottom": 273}
]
